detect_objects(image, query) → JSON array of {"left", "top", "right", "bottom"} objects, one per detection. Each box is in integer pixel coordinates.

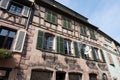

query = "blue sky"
[{"left": 55, "top": 0, "right": 120, "bottom": 43}]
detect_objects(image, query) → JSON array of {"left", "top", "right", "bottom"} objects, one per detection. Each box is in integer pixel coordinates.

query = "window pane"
[
  {"left": 64, "top": 40, "right": 71, "bottom": 54},
  {"left": 9, "top": 31, "right": 16, "bottom": 38},
  {"left": 16, "top": 7, "right": 22, "bottom": 14},
  {"left": 0, "top": 28, "right": 16, "bottom": 49},
  {"left": 0, "top": 29, "right": 8, "bottom": 36},
  {"left": 43, "top": 34, "right": 54, "bottom": 50}
]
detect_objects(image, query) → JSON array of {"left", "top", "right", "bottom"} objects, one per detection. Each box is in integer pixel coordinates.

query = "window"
[
  {"left": 80, "top": 24, "right": 87, "bottom": 36},
  {"left": 102, "top": 73, "right": 108, "bottom": 80},
  {"left": 57, "top": 36, "right": 71, "bottom": 55},
  {"left": 63, "top": 17, "right": 71, "bottom": 30},
  {"left": 69, "top": 73, "right": 82, "bottom": 80},
  {"left": 90, "top": 29, "right": 96, "bottom": 39},
  {"left": 64, "top": 39, "right": 71, "bottom": 55},
  {"left": 89, "top": 73, "right": 97, "bottom": 80},
  {"left": 105, "top": 38, "right": 111, "bottom": 43},
  {"left": 30, "top": 70, "right": 53, "bottom": 80},
  {"left": 46, "top": 10, "right": 57, "bottom": 24},
  {"left": 43, "top": 33, "right": 54, "bottom": 51},
  {"left": 107, "top": 53, "right": 114, "bottom": 66},
  {"left": 0, "top": 67, "right": 11, "bottom": 80},
  {"left": 117, "top": 46, "right": 120, "bottom": 54},
  {"left": 36, "top": 30, "right": 54, "bottom": 51},
  {"left": 8, "top": 1, "right": 30, "bottom": 17},
  {"left": 56, "top": 72, "right": 65, "bottom": 80},
  {"left": 91, "top": 47, "right": 99, "bottom": 61},
  {"left": 0, "top": 27, "right": 16, "bottom": 49},
  {"left": 8, "top": 2, "right": 23, "bottom": 15},
  {"left": 117, "top": 57, "right": 120, "bottom": 66},
  {"left": 100, "top": 50, "right": 106, "bottom": 62},
  {"left": 74, "top": 42, "right": 86, "bottom": 58}
]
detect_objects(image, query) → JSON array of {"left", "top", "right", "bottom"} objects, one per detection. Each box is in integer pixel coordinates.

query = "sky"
[{"left": 55, "top": 0, "right": 120, "bottom": 43}]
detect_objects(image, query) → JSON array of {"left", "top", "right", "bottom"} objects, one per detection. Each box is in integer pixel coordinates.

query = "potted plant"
[{"left": 0, "top": 49, "right": 12, "bottom": 58}]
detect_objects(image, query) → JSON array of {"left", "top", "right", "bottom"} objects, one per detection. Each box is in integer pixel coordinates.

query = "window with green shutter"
[
  {"left": 74, "top": 42, "right": 86, "bottom": 58},
  {"left": 63, "top": 17, "right": 71, "bottom": 30},
  {"left": 80, "top": 24, "right": 87, "bottom": 36},
  {"left": 46, "top": 10, "right": 57, "bottom": 24},
  {"left": 91, "top": 47, "right": 99, "bottom": 61},
  {"left": 36, "top": 31, "right": 54, "bottom": 51},
  {"left": 57, "top": 36, "right": 65, "bottom": 54},
  {"left": 100, "top": 49, "right": 106, "bottom": 62},
  {"left": 36, "top": 30, "right": 44, "bottom": 50},
  {"left": 90, "top": 29, "right": 96, "bottom": 39}
]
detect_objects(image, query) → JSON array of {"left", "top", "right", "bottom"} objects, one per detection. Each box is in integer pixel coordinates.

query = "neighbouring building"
[{"left": 0, "top": 0, "right": 120, "bottom": 80}]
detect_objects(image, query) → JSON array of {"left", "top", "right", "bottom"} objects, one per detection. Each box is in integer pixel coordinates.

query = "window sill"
[
  {"left": 45, "top": 19, "right": 57, "bottom": 26},
  {"left": 7, "top": 11, "right": 22, "bottom": 17},
  {"left": 80, "top": 34, "right": 88, "bottom": 37},
  {"left": 90, "top": 37, "right": 97, "bottom": 41},
  {"left": 62, "top": 27, "right": 73, "bottom": 32}
]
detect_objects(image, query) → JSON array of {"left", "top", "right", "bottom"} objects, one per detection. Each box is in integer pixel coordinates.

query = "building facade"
[{"left": 0, "top": 0, "right": 120, "bottom": 80}]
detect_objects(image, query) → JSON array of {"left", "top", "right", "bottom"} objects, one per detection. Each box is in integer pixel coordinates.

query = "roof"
[{"left": 35, "top": 0, "right": 120, "bottom": 46}]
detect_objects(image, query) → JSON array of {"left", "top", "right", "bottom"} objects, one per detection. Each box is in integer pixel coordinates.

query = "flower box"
[{"left": 0, "top": 49, "right": 12, "bottom": 58}]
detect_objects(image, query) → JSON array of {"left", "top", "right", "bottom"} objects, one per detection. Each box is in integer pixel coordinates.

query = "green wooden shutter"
[
  {"left": 80, "top": 24, "right": 86, "bottom": 36},
  {"left": 74, "top": 42, "right": 80, "bottom": 58},
  {"left": 36, "top": 30, "right": 44, "bottom": 50},
  {"left": 90, "top": 29, "right": 96, "bottom": 39},
  {"left": 52, "top": 13, "right": 56, "bottom": 23},
  {"left": 81, "top": 44, "right": 85, "bottom": 58},
  {"left": 100, "top": 50, "right": 106, "bottom": 62},
  {"left": 63, "top": 19, "right": 67, "bottom": 28},
  {"left": 60, "top": 37, "right": 65, "bottom": 54},
  {"left": 57, "top": 36, "right": 60, "bottom": 53},
  {"left": 57, "top": 36, "right": 65, "bottom": 54},
  {"left": 46, "top": 11, "right": 51, "bottom": 21},
  {"left": 91, "top": 47, "right": 97, "bottom": 61},
  {"left": 68, "top": 20, "right": 71, "bottom": 29}
]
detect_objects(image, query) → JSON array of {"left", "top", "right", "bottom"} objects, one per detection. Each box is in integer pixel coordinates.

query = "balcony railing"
[{"left": 0, "top": 9, "right": 28, "bottom": 28}]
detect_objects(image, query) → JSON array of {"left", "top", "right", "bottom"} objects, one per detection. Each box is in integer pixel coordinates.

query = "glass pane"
[
  {"left": 0, "top": 29, "right": 8, "bottom": 36},
  {"left": 43, "top": 35, "right": 54, "bottom": 50},
  {"left": 9, "top": 5, "right": 16, "bottom": 12},
  {"left": 16, "top": 7, "right": 22, "bottom": 14},
  {"left": 6, "top": 37, "right": 13, "bottom": 49},
  {"left": 9, "top": 31, "right": 16, "bottom": 38}
]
